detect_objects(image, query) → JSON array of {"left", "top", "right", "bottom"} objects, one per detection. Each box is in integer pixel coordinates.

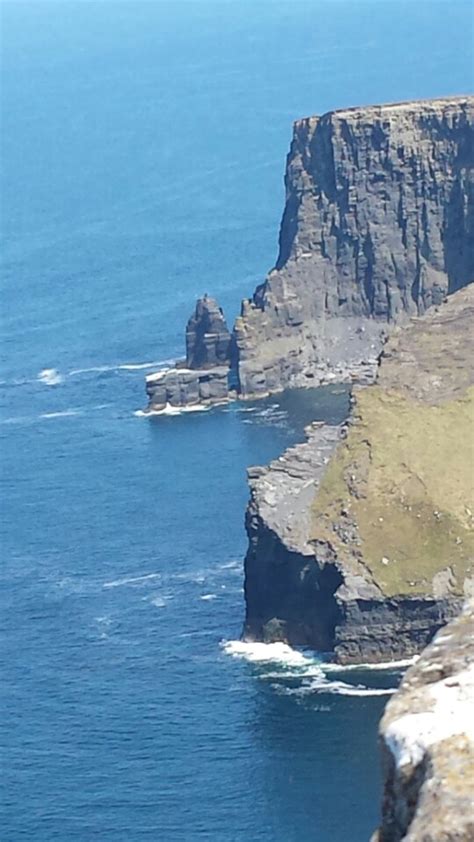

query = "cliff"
[
  {"left": 235, "top": 96, "right": 474, "bottom": 397},
  {"left": 145, "top": 96, "right": 474, "bottom": 411},
  {"left": 244, "top": 285, "right": 474, "bottom": 663},
  {"left": 373, "top": 602, "right": 474, "bottom": 841}
]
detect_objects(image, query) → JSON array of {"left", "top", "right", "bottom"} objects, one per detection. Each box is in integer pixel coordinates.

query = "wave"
[
  {"left": 37, "top": 368, "right": 64, "bottom": 386},
  {"left": 135, "top": 402, "right": 212, "bottom": 418},
  {"left": 222, "top": 640, "right": 398, "bottom": 697},
  {"left": 222, "top": 640, "right": 311, "bottom": 667},
  {"left": 324, "top": 656, "right": 417, "bottom": 672},
  {"left": 275, "top": 679, "right": 395, "bottom": 698},
  {"left": 200, "top": 593, "right": 217, "bottom": 601}
]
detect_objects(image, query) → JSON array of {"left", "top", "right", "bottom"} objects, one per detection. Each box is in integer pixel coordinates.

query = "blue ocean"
[{"left": 1, "top": 2, "right": 472, "bottom": 840}]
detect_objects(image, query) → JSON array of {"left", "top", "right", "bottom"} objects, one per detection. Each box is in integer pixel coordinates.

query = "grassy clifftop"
[{"left": 311, "top": 287, "right": 474, "bottom": 599}]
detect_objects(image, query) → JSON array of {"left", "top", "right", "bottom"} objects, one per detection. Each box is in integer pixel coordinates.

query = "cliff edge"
[
  {"left": 373, "top": 602, "right": 474, "bottom": 841},
  {"left": 244, "top": 285, "right": 474, "bottom": 663}
]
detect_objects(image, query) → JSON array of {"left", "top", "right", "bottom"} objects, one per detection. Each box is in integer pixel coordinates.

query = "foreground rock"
[
  {"left": 243, "top": 286, "right": 474, "bottom": 662},
  {"left": 373, "top": 602, "right": 474, "bottom": 841}
]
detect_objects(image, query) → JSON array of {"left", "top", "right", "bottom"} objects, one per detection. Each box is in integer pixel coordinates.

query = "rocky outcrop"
[
  {"left": 235, "top": 96, "right": 474, "bottom": 397},
  {"left": 243, "top": 286, "right": 474, "bottom": 663},
  {"left": 145, "top": 364, "right": 232, "bottom": 412},
  {"left": 145, "top": 296, "right": 234, "bottom": 413},
  {"left": 374, "top": 602, "right": 474, "bottom": 841}
]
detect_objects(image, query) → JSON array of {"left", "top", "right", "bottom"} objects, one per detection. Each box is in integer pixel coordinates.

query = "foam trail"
[
  {"left": 325, "top": 656, "right": 417, "bottom": 672},
  {"left": 118, "top": 360, "right": 173, "bottom": 371},
  {"left": 69, "top": 359, "right": 174, "bottom": 376},
  {"left": 40, "top": 409, "right": 80, "bottom": 419},
  {"left": 103, "top": 572, "right": 161, "bottom": 589},
  {"left": 278, "top": 680, "right": 396, "bottom": 698}
]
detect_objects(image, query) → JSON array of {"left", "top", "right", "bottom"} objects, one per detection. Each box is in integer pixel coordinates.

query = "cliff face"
[
  {"left": 235, "top": 97, "right": 474, "bottom": 397},
  {"left": 374, "top": 602, "right": 474, "bottom": 842},
  {"left": 145, "top": 96, "right": 474, "bottom": 411},
  {"left": 244, "top": 286, "right": 474, "bottom": 663}
]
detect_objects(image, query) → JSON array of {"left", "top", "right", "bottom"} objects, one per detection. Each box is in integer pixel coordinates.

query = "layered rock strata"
[
  {"left": 185, "top": 295, "right": 231, "bottom": 369},
  {"left": 146, "top": 96, "right": 474, "bottom": 408},
  {"left": 243, "top": 286, "right": 474, "bottom": 663},
  {"left": 373, "top": 602, "right": 474, "bottom": 841},
  {"left": 145, "top": 296, "right": 233, "bottom": 412},
  {"left": 235, "top": 96, "right": 474, "bottom": 397}
]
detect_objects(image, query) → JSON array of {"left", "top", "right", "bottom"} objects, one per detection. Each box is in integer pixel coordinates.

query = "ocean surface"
[{"left": 1, "top": 2, "right": 472, "bottom": 840}]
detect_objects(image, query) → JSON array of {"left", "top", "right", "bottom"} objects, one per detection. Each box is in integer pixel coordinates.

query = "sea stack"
[{"left": 145, "top": 295, "right": 233, "bottom": 413}]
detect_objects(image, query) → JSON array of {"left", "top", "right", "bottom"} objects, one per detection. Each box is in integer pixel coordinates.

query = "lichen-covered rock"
[
  {"left": 235, "top": 96, "right": 474, "bottom": 397},
  {"left": 374, "top": 602, "right": 474, "bottom": 841},
  {"left": 243, "top": 286, "right": 474, "bottom": 662}
]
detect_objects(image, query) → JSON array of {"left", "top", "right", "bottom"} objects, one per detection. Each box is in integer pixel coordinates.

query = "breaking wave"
[
  {"left": 222, "top": 640, "right": 399, "bottom": 698},
  {"left": 37, "top": 368, "right": 64, "bottom": 386}
]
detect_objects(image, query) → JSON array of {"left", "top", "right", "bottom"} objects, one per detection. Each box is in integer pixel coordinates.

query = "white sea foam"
[
  {"left": 38, "top": 368, "right": 64, "bottom": 386},
  {"left": 276, "top": 680, "right": 395, "bottom": 698},
  {"left": 149, "top": 595, "right": 167, "bottom": 608},
  {"left": 223, "top": 641, "right": 398, "bottom": 696},
  {"left": 200, "top": 593, "right": 217, "bottom": 601},
  {"left": 222, "top": 640, "right": 311, "bottom": 666},
  {"left": 103, "top": 572, "right": 161, "bottom": 589},
  {"left": 324, "top": 656, "right": 417, "bottom": 673},
  {"left": 218, "top": 560, "right": 241, "bottom": 570},
  {"left": 40, "top": 409, "right": 80, "bottom": 419},
  {"left": 134, "top": 402, "right": 212, "bottom": 418},
  {"left": 69, "top": 359, "right": 173, "bottom": 376}
]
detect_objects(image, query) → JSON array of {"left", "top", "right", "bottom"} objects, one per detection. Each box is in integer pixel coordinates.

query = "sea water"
[{"left": 1, "top": 2, "right": 472, "bottom": 840}]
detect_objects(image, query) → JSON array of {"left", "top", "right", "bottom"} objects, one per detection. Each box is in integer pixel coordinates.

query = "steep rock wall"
[
  {"left": 243, "top": 286, "right": 474, "bottom": 663},
  {"left": 235, "top": 96, "right": 474, "bottom": 397}
]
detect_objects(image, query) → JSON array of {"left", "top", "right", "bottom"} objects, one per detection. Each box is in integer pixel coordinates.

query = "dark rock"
[
  {"left": 145, "top": 365, "right": 231, "bottom": 411},
  {"left": 234, "top": 96, "right": 474, "bottom": 397},
  {"left": 186, "top": 295, "right": 231, "bottom": 369}
]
